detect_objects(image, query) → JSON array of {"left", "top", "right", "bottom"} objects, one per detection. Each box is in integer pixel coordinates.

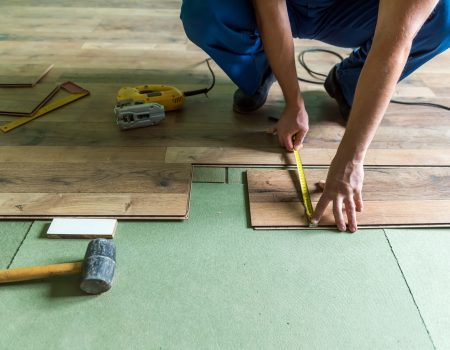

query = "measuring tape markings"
[{"left": 293, "top": 149, "right": 316, "bottom": 227}]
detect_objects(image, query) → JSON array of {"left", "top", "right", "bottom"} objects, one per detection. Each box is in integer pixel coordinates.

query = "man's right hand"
[{"left": 268, "top": 104, "right": 309, "bottom": 151}]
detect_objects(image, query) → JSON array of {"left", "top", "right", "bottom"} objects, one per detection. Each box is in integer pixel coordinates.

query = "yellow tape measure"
[
  {"left": 0, "top": 82, "right": 89, "bottom": 133},
  {"left": 293, "top": 149, "right": 315, "bottom": 226}
]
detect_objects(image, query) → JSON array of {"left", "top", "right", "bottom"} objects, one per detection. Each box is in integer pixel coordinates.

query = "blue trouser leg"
[
  {"left": 314, "top": 0, "right": 450, "bottom": 106},
  {"left": 180, "top": 0, "right": 269, "bottom": 96},
  {"left": 181, "top": 0, "right": 450, "bottom": 104}
]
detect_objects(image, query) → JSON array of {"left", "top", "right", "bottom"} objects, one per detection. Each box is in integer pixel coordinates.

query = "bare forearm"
[
  {"left": 253, "top": 0, "right": 303, "bottom": 109},
  {"left": 338, "top": 39, "right": 412, "bottom": 161},
  {"left": 338, "top": 0, "right": 439, "bottom": 162}
]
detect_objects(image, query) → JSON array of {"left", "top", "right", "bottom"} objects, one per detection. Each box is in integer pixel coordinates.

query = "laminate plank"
[
  {"left": 0, "top": 2, "right": 181, "bottom": 10},
  {"left": 0, "top": 162, "right": 190, "bottom": 193},
  {"left": 0, "top": 162, "right": 192, "bottom": 218},
  {"left": 247, "top": 168, "right": 450, "bottom": 228},
  {"left": 0, "top": 146, "right": 167, "bottom": 163},
  {"left": 1, "top": 100, "right": 448, "bottom": 152},
  {"left": 0, "top": 193, "right": 190, "bottom": 218},
  {"left": 165, "top": 147, "right": 450, "bottom": 166},
  {"left": 0, "top": 64, "right": 53, "bottom": 87}
]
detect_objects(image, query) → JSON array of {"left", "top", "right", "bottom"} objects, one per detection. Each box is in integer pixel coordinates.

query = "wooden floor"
[
  {"left": 0, "top": 1, "right": 449, "bottom": 219},
  {"left": 247, "top": 169, "right": 450, "bottom": 229}
]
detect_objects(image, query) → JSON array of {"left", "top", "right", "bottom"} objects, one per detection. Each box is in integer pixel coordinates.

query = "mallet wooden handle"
[{"left": 0, "top": 262, "right": 83, "bottom": 283}]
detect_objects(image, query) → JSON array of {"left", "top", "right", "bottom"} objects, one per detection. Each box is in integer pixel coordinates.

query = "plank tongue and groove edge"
[{"left": 247, "top": 168, "right": 450, "bottom": 229}]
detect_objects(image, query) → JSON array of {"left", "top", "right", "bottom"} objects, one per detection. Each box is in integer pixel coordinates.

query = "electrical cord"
[
  {"left": 297, "top": 48, "right": 450, "bottom": 111},
  {"left": 184, "top": 53, "right": 449, "bottom": 112},
  {"left": 297, "top": 48, "right": 344, "bottom": 84},
  {"left": 183, "top": 58, "right": 216, "bottom": 97}
]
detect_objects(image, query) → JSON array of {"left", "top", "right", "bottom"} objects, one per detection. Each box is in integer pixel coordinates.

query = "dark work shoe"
[
  {"left": 233, "top": 70, "right": 276, "bottom": 114},
  {"left": 324, "top": 66, "right": 351, "bottom": 121}
]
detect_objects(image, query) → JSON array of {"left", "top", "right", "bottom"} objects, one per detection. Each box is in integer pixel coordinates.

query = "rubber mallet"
[{"left": 0, "top": 238, "right": 116, "bottom": 295}]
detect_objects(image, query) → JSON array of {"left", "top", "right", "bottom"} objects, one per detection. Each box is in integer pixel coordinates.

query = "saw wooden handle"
[{"left": 0, "top": 262, "right": 83, "bottom": 283}]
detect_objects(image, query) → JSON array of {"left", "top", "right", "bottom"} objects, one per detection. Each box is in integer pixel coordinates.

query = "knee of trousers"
[{"left": 180, "top": 0, "right": 217, "bottom": 48}]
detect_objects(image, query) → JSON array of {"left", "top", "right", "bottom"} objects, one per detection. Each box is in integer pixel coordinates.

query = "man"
[{"left": 181, "top": 0, "right": 450, "bottom": 232}]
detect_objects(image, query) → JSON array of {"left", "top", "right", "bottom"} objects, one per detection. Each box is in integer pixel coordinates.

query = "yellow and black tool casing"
[{"left": 116, "top": 85, "right": 185, "bottom": 112}]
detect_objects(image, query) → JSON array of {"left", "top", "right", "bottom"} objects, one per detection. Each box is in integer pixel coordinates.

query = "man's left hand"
[{"left": 312, "top": 154, "right": 364, "bottom": 232}]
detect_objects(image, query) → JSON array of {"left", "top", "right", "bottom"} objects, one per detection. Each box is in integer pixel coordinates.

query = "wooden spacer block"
[{"left": 46, "top": 218, "right": 118, "bottom": 239}]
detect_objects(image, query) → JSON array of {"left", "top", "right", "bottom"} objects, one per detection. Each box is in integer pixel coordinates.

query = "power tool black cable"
[
  {"left": 188, "top": 52, "right": 449, "bottom": 112},
  {"left": 183, "top": 58, "right": 216, "bottom": 97},
  {"left": 297, "top": 48, "right": 450, "bottom": 111}
]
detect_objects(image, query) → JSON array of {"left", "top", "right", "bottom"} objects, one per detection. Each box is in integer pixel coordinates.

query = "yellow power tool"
[
  {"left": 114, "top": 59, "right": 215, "bottom": 130},
  {"left": 116, "top": 84, "right": 186, "bottom": 112}
]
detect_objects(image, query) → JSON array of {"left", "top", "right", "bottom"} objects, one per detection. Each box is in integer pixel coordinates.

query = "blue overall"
[{"left": 180, "top": 0, "right": 450, "bottom": 106}]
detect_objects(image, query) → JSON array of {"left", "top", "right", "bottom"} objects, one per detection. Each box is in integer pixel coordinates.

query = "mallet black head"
[{"left": 80, "top": 238, "right": 116, "bottom": 295}]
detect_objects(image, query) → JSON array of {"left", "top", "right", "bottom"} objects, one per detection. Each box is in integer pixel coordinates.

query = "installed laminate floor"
[{"left": 0, "top": 1, "right": 449, "bottom": 218}]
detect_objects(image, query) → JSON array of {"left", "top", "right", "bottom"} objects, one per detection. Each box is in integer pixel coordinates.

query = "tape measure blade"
[{"left": 293, "top": 149, "right": 314, "bottom": 224}]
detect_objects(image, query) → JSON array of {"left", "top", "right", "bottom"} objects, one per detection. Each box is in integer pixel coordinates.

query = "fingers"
[
  {"left": 345, "top": 198, "right": 357, "bottom": 233},
  {"left": 311, "top": 194, "right": 330, "bottom": 226},
  {"left": 354, "top": 191, "right": 364, "bottom": 212},
  {"left": 287, "top": 130, "right": 307, "bottom": 151},
  {"left": 267, "top": 122, "right": 308, "bottom": 151},
  {"left": 333, "top": 198, "right": 346, "bottom": 232},
  {"left": 282, "top": 133, "right": 294, "bottom": 152},
  {"left": 312, "top": 190, "right": 360, "bottom": 232}
]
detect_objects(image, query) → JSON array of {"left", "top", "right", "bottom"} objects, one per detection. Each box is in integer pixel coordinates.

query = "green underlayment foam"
[
  {"left": 0, "top": 221, "right": 32, "bottom": 268},
  {"left": 0, "top": 183, "right": 436, "bottom": 349},
  {"left": 386, "top": 229, "right": 450, "bottom": 350}
]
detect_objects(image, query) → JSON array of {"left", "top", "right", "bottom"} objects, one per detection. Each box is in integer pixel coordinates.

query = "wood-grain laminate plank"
[
  {"left": 0, "top": 193, "right": 190, "bottom": 218},
  {"left": 0, "top": 146, "right": 167, "bottom": 163},
  {"left": 0, "top": 64, "right": 53, "bottom": 87},
  {"left": 165, "top": 147, "right": 450, "bottom": 166},
  {"left": 247, "top": 168, "right": 450, "bottom": 228},
  {"left": 0, "top": 162, "right": 192, "bottom": 218},
  {"left": 0, "top": 162, "right": 190, "bottom": 193}
]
